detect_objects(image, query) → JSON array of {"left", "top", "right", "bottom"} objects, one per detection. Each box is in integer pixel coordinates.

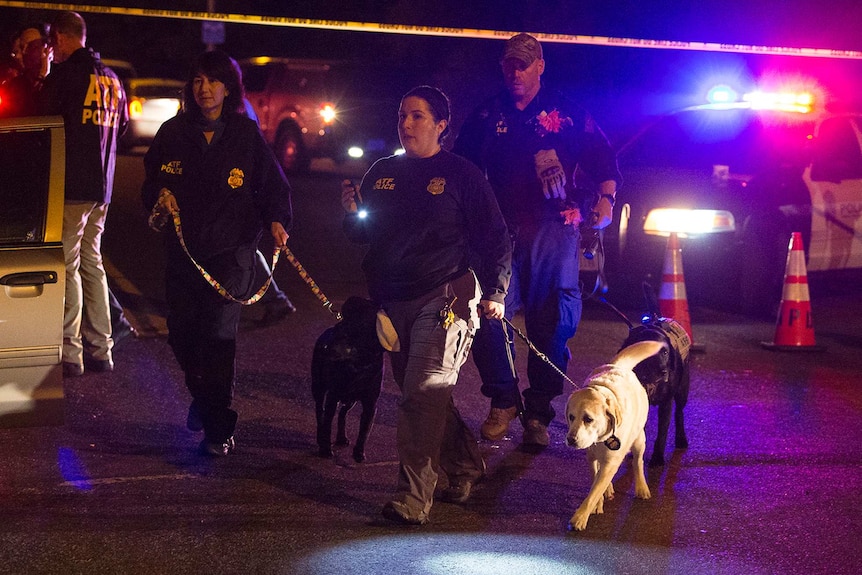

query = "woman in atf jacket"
[{"left": 141, "top": 50, "right": 292, "bottom": 457}]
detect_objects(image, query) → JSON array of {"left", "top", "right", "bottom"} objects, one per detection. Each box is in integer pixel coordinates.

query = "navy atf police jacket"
[
  {"left": 40, "top": 47, "right": 128, "bottom": 204},
  {"left": 141, "top": 112, "right": 293, "bottom": 263}
]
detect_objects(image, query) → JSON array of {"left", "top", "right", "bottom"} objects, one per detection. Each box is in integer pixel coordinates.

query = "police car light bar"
[
  {"left": 743, "top": 90, "right": 814, "bottom": 113},
  {"left": 704, "top": 84, "right": 814, "bottom": 113}
]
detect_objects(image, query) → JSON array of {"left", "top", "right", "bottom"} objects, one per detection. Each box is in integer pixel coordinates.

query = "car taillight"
[
  {"left": 319, "top": 103, "right": 336, "bottom": 124},
  {"left": 643, "top": 208, "right": 736, "bottom": 237}
]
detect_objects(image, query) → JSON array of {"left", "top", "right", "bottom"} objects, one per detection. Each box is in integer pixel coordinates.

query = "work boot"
[
  {"left": 480, "top": 406, "right": 518, "bottom": 440},
  {"left": 522, "top": 419, "right": 550, "bottom": 448}
]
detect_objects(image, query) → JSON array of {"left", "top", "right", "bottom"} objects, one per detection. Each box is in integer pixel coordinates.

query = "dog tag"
[{"left": 604, "top": 435, "right": 621, "bottom": 451}]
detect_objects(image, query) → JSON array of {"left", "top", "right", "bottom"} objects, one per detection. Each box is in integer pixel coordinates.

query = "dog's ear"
[{"left": 605, "top": 395, "right": 622, "bottom": 432}]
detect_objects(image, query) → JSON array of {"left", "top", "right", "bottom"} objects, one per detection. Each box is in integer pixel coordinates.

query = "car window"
[
  {"left": 131, "top": 84, "right": 183, "bottom": 99},
  {"left": 240, "top": 64, "right": 272, "bottom": 93},
  {"left": 0, "top": 129, "right": 52, "bottom": 245},
  {"left": 622, "top": 109, "right": 813, "bottom": 174},
  {"left": 241, "top": 63, "right": 336, "bottom": 95}
]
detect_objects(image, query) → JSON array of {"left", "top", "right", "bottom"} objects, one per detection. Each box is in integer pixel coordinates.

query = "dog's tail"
[{"left": 610, "top": 340, "right": 665, "bottom": 372}]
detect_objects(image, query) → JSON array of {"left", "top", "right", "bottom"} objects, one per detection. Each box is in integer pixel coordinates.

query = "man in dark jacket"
[
  {"left": 40, "top": 11, "right": 128, "bottom": 377},
  {"left": 453, "top": 33, "right": 621, "bottom": 448}
]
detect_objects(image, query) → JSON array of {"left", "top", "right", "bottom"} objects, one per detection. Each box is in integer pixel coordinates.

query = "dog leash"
[
  {"left": 167, "top": 211, "right": 342, "bottom": 320},
  {"left": 168, "top": 211, "right": 280, "bottom": 306},
  {"left": 280, "top": 247, "right": 342, "bottom": 321},
  {"left": 500, "top": 324, "right": 528, "bottom": 426},
  {"left": 500, "top": 316, "right": 579, "bottom": 388}
]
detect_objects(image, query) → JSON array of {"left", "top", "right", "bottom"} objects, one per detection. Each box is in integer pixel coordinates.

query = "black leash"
[
  {"left": 500, "top": 324, "right": 528, "bottom": 426},
  {"left": 500, "top": 316, "right": 579, "bottom": 388}
]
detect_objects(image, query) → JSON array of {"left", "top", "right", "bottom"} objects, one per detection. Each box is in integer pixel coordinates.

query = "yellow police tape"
[{"left": 3, "top": 1, "right": 861, "bottom": 60}]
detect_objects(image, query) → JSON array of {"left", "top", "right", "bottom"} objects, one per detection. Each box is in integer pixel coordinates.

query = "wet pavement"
[{"left": 1, "top": 162, "right": 861, "bottom": 574}]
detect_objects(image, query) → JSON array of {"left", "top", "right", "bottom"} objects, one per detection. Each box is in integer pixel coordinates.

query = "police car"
[{"left": 600, "top": 84, "right": 862, "bottom": 316}]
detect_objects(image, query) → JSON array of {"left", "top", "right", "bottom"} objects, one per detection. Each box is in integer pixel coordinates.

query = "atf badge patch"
[
  {"left": 228, "top": 168, "right": 245, "bottom": 189},
  {"left": 427, "top": 177, "right": 446, "bottom": 195}
]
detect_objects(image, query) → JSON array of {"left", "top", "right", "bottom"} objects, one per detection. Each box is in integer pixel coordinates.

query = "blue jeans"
[{"left": 471, "top": 221, "right": 582, "bottom": 425}]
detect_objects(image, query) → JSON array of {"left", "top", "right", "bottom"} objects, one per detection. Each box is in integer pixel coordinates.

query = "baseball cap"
[{"left": 500, "top": 33, "right": 543, "bottom": 66}]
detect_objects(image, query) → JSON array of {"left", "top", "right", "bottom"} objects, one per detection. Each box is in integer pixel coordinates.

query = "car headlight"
[
  {"left": 643, "top": 208, "right": 736, "bottom": 237},
  {"left": 129, "top": 98, "right": 144, "bottom": 119},
  {"left": 319, "top": 103, "right": 336, "bottom": 124}
]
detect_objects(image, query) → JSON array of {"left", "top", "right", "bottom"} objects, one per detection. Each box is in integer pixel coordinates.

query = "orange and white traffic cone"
[
  {"left": 761, "top": 232, "right": 825, "bottom": 352},
  {"left": 658, "top": 233, "right": 704, "bottom": 352}
]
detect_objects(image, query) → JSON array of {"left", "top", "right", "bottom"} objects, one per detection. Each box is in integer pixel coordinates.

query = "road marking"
[{"left": 59, "top": 472, "right": 200, "bottom": 488}]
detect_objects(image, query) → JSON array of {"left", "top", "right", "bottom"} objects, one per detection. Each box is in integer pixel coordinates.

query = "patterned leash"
[
  {"left": 280, "top": 246, "right": 341, "bottom": 321},
  {"left": 168, "top": 211, "right": 341, "bottom": 319},
  {"left": 169, "top": 212, "right": 278, "bottom": 305}
]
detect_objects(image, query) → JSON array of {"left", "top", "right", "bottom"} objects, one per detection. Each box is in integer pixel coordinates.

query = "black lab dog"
[
  {"left": 311, "top": 296, "right": 384, "bottom": 463},
  {"left": 621, "top": 313, "right": 691, "bottom": 467}
]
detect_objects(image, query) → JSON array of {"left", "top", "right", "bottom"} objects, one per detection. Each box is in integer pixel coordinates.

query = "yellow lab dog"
[{"left": 565, "top": 340, "right": 664, "bottom": 531}]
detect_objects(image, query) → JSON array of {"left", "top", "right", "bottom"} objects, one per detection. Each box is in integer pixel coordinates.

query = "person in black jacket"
[
  {"left": 142, "top": 50, "right": 292, "bottom": 456},
  {"left": 40, "top": 11, "right": 129, "bottom": 377},
  {"left": 0, "top": 23, "right": 49, "bottom": 118},
  {"left": 341, "top": 86, "right": 511, "bottom": 524}
]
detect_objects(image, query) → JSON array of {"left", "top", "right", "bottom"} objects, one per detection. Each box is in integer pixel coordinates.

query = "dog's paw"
[
  {"left": 317, "top": 447, "right": 334, "bottom": 458},
  {"left": 635, "top": 484, "right": 652, "bottom": 500},
  {"left": 334, "top": 437, "right": 350, "bottom": 447},
  {"left": 568, "top": 510, "right": 590, "bottom": 531},
  {"left": 675, "top": 436, "right": 689, "bottom": 449},
  {"left": 594, "top": 499, "right": 605, "bottom": 515},
  {"left": 352, "top": 449, "right": 366, "bottom": 463},
  {"left": 603, "top": 484, "right": 615, "bottom": 500}
]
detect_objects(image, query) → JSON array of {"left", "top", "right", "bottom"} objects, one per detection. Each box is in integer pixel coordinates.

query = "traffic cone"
[
  {"left": 658, "top": 233, "right": 704, "bottom": 352},
  {"left": 761, "top": 232, "right": 825, "bottom": 352}
]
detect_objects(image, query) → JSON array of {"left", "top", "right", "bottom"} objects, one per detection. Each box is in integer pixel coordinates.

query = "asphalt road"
[{"left": 2, "top": 154, "right": 861, "bottom": 575}]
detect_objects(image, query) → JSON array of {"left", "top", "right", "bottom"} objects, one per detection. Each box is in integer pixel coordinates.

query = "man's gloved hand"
[
  {"left": 592, "top": 194, "right": 614, "bottom": 229},
  {"left": 534, "top": 148, "right": 567, "bottom": 200}
]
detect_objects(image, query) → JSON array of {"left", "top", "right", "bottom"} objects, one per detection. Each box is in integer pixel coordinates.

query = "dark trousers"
[
  {"left": 471, "top": 221, "right": 582, "bottom": 425},
  {"left": 166, "top": 248, "right": 252, "bottom": 442}
]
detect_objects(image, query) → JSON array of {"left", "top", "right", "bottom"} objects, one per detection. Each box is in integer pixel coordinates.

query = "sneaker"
[
  {"left": 62, "top": 362, "right": 84, "bottom": 377},
  {"left": 522, "top": 419, "right": 550, "bottom": 447},
  {"left": 480, "top": 406, "right": 518, "bottom": 440},
  {"left": 111, "top": 322, "right": 137, "bottom": 352},
  {"left": 381, "top": 501, "right": 428, "bottom": 525},
  {"left": 199, "top": 436, "right": 236, "bottom": 457}
]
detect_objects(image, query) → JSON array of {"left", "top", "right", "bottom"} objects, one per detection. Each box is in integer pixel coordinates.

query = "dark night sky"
[{"left": 2, "top": 1, "right": 861, "bottom": 141}]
